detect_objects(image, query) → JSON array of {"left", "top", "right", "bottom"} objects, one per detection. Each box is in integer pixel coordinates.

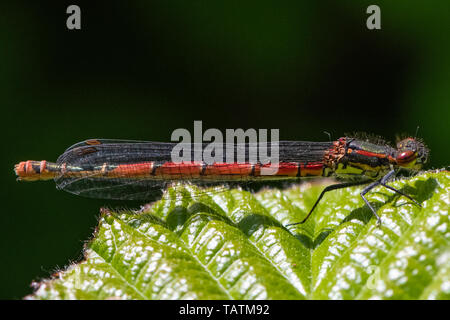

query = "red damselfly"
[{"left": 14, "top": 135, "right": 429, "bottom": 226}]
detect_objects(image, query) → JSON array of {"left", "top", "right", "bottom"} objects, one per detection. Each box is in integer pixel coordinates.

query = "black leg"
[
  {"left": 286, "top": 180, "right": 371, "bottom": 226},
  {"left": 287, "top": 169, "right": 422, "bottom": 228},
  {"left": 360, "top": 180, "right": 382, "bottom": 226},
  {"left": 379, "top": 170, "right": 421, "bottom": 207},
  {"left": 360, "top": 169, "right": 421, "bottom": 227}
]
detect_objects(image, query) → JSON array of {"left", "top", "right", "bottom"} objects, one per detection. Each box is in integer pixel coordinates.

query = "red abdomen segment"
[
  {"left": 108, "top": 161, "right": 325, "bottom": 180},
  {"left": 15, "top": 160, "right": 325, "bottom": 181}
]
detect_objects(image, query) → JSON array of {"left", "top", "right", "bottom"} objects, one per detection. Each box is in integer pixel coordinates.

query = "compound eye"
[{"left": 396, "top": 150, "right": 416, "bottom": 165}]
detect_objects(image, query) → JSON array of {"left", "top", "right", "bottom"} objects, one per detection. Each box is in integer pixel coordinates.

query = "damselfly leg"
[
  {"left": 285, "top": 180, "right": 370, "bottom": 227},
  {"left": 287, "top": 169, "right": 422, "bottom": 227},
  {"left": 360, "top": 169, "right": 421, "bottom": 226}
]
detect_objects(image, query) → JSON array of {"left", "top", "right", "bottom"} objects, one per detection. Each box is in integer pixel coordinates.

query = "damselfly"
[{"left": 14, "top": 135, "right": 429, "bottom": 226}]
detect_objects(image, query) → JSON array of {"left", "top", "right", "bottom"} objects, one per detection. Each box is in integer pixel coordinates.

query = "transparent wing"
[{"left": 54, "top": 139, "right": 332, "bottom": 201}]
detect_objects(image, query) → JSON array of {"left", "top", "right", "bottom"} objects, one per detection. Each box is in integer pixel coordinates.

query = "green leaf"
[{"left": 27, "top": 170, "right": 449, "bottom": 300}]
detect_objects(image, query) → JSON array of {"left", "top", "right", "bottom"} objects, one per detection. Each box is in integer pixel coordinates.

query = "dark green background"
[{"left": 1, "top": 1, "right": 449, "bottom": 299}]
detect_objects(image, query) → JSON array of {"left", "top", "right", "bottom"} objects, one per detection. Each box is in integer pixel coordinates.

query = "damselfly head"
[{"left": 395, "top": 138, "right": 429, "bottom": 170}]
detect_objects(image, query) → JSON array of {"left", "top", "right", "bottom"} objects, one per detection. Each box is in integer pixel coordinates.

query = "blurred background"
[{"left": 0, "top": 1, "right": 449, "bottom": 299}]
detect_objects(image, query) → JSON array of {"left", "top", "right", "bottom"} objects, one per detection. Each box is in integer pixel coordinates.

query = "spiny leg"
[
  {"left": 287, "top": 170, "right": 422, "bottom": 228},
  {"left": 360, "top": 169, "right": 421, "bottom": 227},
  {"left": 360, "top": 180, "right": 383, "bottom": 226},
  {"left": 286, "top": 180, "right": 371, "bottom": 227},
  {"left": 379, "top": 170, "right": 421, "bottom": 207}
]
